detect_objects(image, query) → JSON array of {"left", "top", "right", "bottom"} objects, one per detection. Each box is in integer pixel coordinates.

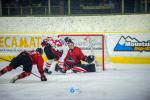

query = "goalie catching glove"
[{"left": 85, "top": 55, "right": 95, "bottom": 63}]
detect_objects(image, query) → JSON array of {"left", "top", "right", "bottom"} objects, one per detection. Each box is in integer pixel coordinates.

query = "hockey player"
[
  {"left": 41, "top": 36, "right": 68, "bottom": 74},
  {"left": 63, "top": 37, "right": 96, "bottom": 73},
  {"left": 0, "top": 48, "right": 47, "bottom": 83}
]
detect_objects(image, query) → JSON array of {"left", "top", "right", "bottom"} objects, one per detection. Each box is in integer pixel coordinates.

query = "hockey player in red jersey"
[
  {"left": 63, "top": 37, "right": 96, "bottom": 73},
  {"left": 0, "top": 48, "right": 47, "bottom": 83}
]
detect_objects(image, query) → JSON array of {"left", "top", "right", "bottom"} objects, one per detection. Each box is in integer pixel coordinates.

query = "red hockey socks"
[
  {"left": 17, "top": 72, "right": 31, "bottom": 79},
  {"left": 9, "top": 72, "right": 31, "bottom": 83},
  {"left": 0, "top": 66, "right": 13, "bottom": 76}
]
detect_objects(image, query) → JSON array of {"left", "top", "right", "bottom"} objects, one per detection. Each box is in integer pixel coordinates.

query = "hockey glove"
[
  {"left": 41, "top": 75, "right": 47, "bottom": 81},
  {"left": 85, "top": 55, "right": 95, "bottom": 63}
]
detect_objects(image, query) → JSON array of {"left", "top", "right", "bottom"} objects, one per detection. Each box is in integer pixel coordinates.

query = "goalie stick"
[{"left": 0, "top": 57, "right": 41, "bottom": 79}]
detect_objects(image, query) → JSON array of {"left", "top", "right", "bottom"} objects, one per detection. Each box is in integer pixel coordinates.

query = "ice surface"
[{"left": 0, "top": 62, "right": 150, "bottom": 100}]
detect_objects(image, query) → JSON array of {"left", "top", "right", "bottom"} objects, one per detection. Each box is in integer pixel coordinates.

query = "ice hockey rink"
[
  {"left": 0, "top": 0, "right": 150, "bottom": 99},
  {"left": 0, "top": 62, "right": 150, "bottom": 100}
]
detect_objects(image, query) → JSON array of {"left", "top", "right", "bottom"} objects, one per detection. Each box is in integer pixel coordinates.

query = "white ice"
[{"left": 0, "top": 62, "right": 150, "bottom": 100}]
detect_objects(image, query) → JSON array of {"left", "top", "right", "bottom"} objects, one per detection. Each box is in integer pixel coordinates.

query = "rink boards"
[{"left": 0, "top": 32, "right": 150, "bottom": 64}]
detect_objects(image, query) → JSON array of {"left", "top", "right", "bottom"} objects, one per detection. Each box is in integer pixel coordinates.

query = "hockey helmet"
[
  {"left": 64, "top": 37, "right": 73, "bottom": 43},
  {"left": 36, "top": 48, "right": 43, "bottom": 55}
]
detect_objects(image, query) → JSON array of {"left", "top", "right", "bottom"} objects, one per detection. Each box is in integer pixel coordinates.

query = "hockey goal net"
[{"left": 59, "top": 34, "right": 108, "bottom": 71}]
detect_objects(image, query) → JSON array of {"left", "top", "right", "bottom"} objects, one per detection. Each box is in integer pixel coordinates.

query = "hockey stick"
[
  {"left": 0, "top": 57, "right": 11, "bottom": 62},
  {"left": 0, "top": 57, "right": 41, "bottom": 78}
]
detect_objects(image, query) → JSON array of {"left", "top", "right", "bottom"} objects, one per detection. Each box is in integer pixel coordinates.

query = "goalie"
[{"left": 63, "top": 37, "right": 96, "bottom": 73}]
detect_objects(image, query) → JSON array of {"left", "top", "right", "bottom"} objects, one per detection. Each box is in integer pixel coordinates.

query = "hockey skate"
[
  {"left": 44, "top": 68, "right": 52, "bottom": 75},
  {"left": 55, "top": 63, "right": 66, "bottom": 73},
  {"left": 9, "top": 76, "right": 18, "bottom": 83}
]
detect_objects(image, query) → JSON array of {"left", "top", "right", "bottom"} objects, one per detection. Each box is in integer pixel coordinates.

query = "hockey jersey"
[
  {"left": 27, "top": 51, "right": 44, "bottom": 75},
  {"left": 64, "top": 47, "right": 86, "bottom": 66},
  {"left": 41, "top": 36, "right": 68, "bottom": 60},
  {"left": 41, "top": 36, "right": 62, "bottom": 49}
]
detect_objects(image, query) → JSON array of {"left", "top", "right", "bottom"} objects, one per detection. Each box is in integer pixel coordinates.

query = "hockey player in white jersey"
[{"left": 41, "top": 36, "right": 68, "bottom": 74}]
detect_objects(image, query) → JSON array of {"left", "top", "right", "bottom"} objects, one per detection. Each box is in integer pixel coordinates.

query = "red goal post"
[{"left": 58, "top": 34, "right": 105, "bottom": 71}]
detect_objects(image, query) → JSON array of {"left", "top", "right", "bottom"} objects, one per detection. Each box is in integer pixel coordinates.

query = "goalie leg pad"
[
  {"left": 86, "top": 63, "right": 96, "bottom": 72},
  {"left": 78, "top": 64, "right": 96, "bottom": 72},
  {"left": 72, "top": 67, "right": 87, "bottom": 73}
]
